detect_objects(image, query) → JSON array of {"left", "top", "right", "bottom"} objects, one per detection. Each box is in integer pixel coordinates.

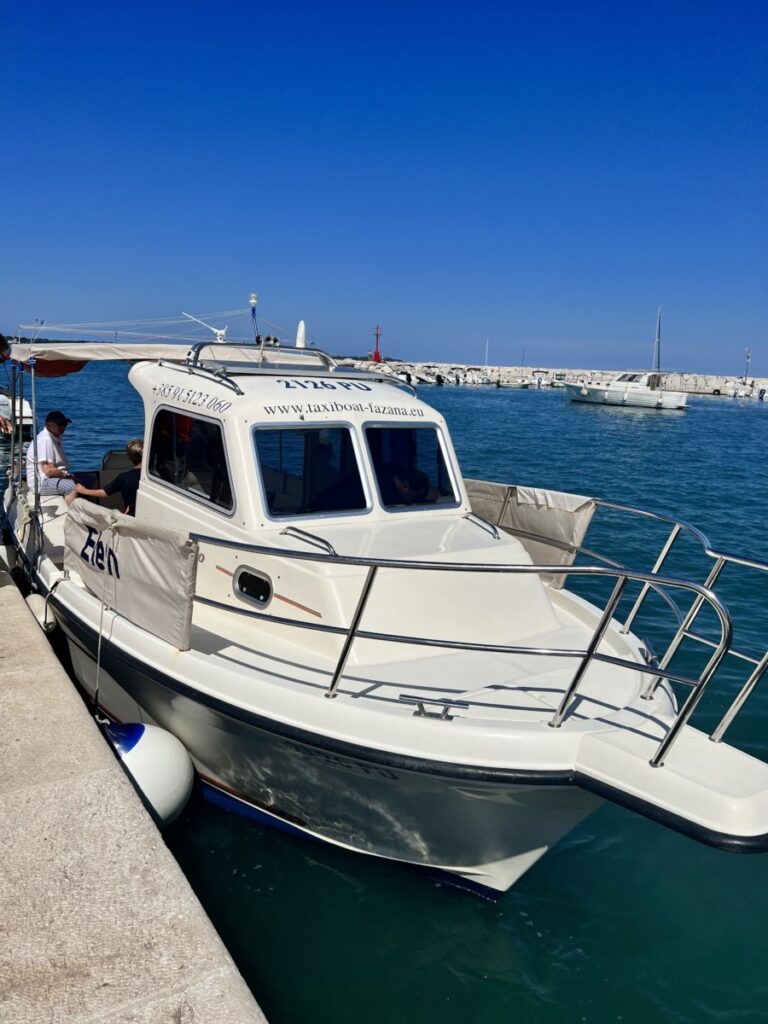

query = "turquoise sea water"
[{"left": 20, "top": 366, "right": 768, "bottom": 1024}]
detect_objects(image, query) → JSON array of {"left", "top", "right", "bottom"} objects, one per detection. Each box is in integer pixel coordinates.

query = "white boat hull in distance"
[
  {"left": 0, "top": 393, "right": 34, "bottom": 432},
  {"left": 564, "top": 378, "right": 687, "bottom": 409}
]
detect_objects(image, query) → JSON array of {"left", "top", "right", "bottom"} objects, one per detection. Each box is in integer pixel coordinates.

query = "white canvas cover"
[
  {"left": 464, "top": 479, "right": 596, "bottom": 588},
  {"left": 11, "top": 341, "right": 335, "bottom": 370},
  {"left": 12, "top": 342, "right": 193, "bottom": 363},
  {"left": 64, "top": 503, "right": 199, "bottom": 649}
]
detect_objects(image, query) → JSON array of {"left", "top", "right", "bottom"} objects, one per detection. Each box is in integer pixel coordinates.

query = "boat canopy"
[
  {"left": 10, "top": 341, "right": 338, "bottom": 378},
  {"left": 11, "top": 342, "right": 193, "bottom": 375},
  {"left": 12, "top": 341, "right": 197, "bottom": 362}
]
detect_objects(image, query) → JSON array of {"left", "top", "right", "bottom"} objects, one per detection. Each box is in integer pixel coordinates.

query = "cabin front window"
[
  {"left": 253, "top": 426, "right": 367, "bottom": 517},
  {"left": 365, "top": 426, "right": 458, "bottom": 508},
  {"left": 148, "top": 409, "right": 234, "bottom": 510}
]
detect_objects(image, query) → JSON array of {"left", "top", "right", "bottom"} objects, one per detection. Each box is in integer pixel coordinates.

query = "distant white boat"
[
  {"left": 563, "top": 372, "right": 687, "bottom": 409},
  {"left": 463, "top": 367, "right": 492, "bottom": 386},
  {"left": 564, "top": 308, "right": 687, "bottom": 410},
  {"left": 0, "top": 389, "right": 33, "bottom": 434}
]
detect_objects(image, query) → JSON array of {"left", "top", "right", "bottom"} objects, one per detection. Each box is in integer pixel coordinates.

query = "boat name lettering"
[
  {"left": 263, "top": 400, "right": 424, "bottom": 418},
  {"left": 275, "top": 379, "right": 372, "bottom": 392},
  {"left": 79, "top": 526, "right": 120, "bottom": 577},
  {"left": 287, "top": 741, "right": 398, "bottom": 780},
  {"left": 152, "top": 383, "right": 232, "bottom": 413}
]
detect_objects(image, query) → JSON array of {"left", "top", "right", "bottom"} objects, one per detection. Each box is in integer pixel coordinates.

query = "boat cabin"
[
  {"left": 127, "top": 346, "right": 467, "bottom": 537},
  {"left": 610, "top": 372, "right": 665, "bottom": 390},
  {"left": 123, "top": 345, "right": 565, "bottom": 660}
]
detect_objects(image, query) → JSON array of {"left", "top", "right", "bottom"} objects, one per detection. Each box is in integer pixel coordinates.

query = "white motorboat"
[
  {"left": 4, "top": 331, "right": 768, "bottom": 894},
  {"left": 0, "top": 388, "right": 33, "bottom": 435},
  {"left": 564, "top": 309, "right": 687, "bottom": 410},
  {"left": 563, "top": 371, "right": 687, "bottom": 409}
]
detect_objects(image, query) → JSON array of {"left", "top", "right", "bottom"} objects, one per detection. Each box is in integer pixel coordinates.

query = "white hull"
[
  {"left": 57, "top": 596, "right": 601, "bottom": 892},
  {"left": 564, "top": 382, "right": 687, "bottom": 409},
  {"left": 0, "top": 393, "right": 33, "bottom": 431}
]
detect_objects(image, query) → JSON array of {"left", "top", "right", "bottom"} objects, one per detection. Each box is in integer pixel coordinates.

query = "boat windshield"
[
  {"left": 253, "top": 426, "right": 367, "bottom": 517},
  {"left": 617, "top": 373, "right": 643, "bottom": 382},
  {"left": 365, "top": 425, "right": 458, "bottom": 508}
]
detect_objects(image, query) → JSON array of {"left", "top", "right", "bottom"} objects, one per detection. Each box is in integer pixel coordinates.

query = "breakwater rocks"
[{"left": 347, "top": 360, "right": 767, "bottom": 397}]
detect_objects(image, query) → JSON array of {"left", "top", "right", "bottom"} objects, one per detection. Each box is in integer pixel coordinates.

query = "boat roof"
[{"left": 10, "top": 340, "right": 399, "bottom": 384}]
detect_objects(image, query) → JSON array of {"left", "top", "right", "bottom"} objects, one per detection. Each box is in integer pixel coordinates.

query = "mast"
[{"left": 652, "top": 306, "right": 662, "bottom": 373}]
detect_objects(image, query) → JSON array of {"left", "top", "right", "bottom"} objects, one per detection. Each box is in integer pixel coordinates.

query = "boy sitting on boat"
[{"left": 66, "top": 439, "right": 143, "bottom": 516}]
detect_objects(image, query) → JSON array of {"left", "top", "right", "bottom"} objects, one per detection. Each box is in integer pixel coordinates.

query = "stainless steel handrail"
[
  {"left": 190, "top": 530, "right": 733, "bottom": 765},
  {"left": 463, "top": 512, "right": 500, "bottom": 540},
  {"left": 549, "top": 576, "right": 629, "bottom": 729},
  {"left": 470, "top": 488, "right": 768, "bottom": 745},
  {"left": 494, "top": 524, "right": 688, "bottom": 626},
  {"left": 185, "top": 340, "right": 337, "bottom": 370},
  {"left": 280, "top": 526, "right": 338, "bottom": 556}
]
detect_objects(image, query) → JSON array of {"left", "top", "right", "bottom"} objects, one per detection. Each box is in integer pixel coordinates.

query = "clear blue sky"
[{"left": 2, "top": 1, "right": 765, "bottom": 373}]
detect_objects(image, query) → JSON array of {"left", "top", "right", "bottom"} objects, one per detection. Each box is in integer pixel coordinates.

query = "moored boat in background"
[
  {"left": 564, "top": 370, "right": 687, "bottom": 409},
  {"left": 564, "top": 308, "right": 687, "bottom": 410}
]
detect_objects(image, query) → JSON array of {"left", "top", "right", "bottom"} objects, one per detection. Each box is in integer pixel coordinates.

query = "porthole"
[{"left": 234, "top": 567, "right": 273, "bottom": 608}]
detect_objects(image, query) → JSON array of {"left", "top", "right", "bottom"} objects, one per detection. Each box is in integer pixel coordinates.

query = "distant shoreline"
[
  {"left": 8, "top": 336, "right": 763, "bottom": 396},
  {"left": 348, "top": 359, "right": 767, "bottom": 396}
]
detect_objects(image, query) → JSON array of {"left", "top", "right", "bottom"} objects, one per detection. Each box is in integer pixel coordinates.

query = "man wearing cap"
[{"left": 26, "top": 410, "right": 76, "bottom": 495}]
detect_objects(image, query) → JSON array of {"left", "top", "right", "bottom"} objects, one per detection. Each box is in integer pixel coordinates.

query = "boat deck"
[{"left": 29, "top": 494, "right": 657, "bottom": 731}]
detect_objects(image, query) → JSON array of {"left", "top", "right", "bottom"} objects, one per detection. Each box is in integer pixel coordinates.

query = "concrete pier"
[{"left": 0, "top": 572, "right": 266, "bottom": 1023}]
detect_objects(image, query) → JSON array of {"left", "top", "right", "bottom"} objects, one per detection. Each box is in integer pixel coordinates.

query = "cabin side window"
[
  {"left": 253, "top": 426, "right": 367, "bottom": 517},
  {"left": 148, "top": 409, "right": 234, "bottom": 510},
  {"left": 365, "top": 426, "right": 458, "bottom": 508}
]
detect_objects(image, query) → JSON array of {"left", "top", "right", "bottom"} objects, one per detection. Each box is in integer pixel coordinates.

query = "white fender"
[{"left": 104, "top": 722, "right": 194, "bottom": 825}]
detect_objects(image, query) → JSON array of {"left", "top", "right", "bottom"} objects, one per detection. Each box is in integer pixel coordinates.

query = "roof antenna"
[
  {"left": 296, "top": 320, "right": 306, "bottom": 348},
  {"left": 182, "top": 311, "right": 228, "bottom": 344},
  {"left": 249, "top": 292, "right": 260, "bottom": 343}
]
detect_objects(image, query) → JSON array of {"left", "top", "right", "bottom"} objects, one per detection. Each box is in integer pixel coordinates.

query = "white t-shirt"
[{"left": 26, "top": 427, "right": 70, "bottom": 487}]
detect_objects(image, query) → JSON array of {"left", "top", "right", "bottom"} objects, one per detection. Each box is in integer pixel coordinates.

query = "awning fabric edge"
[{"left": 11, "top": 342, "right": 192, "bottom": 364}]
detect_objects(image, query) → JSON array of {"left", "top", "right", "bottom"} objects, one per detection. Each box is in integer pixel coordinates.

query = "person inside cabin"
[
  {"left": 0, "top": 335, "right": 12, "bottom": 433},
  {"left": 66, "top": 439, "right": 143, "bottom": 515},
  {"left": 379, "top": 463, "right": 432, "bottom": 507},
  {"left": 26, "top": 410, "right": 76, "bottom": 494}
]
